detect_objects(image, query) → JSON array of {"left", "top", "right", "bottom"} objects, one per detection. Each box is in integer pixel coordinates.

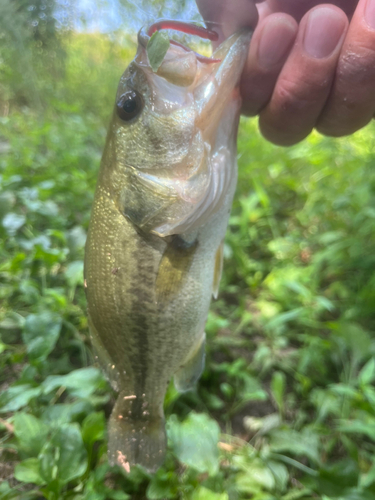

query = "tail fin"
[{"left": 107, "top": 391, "right": 167, "bottom": 473}]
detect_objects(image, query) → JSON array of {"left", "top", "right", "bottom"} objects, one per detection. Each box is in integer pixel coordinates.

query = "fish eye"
[{"left": 116, "top": 90, "right": 143, "bottom": 121}]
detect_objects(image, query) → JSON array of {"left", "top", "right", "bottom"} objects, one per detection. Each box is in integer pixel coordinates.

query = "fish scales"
[
  {"left": 86, "top": 184, "right": 222, "bottom": 394},
  {"left": 84, "top": 23, "right": 251, "bottom": 472}
]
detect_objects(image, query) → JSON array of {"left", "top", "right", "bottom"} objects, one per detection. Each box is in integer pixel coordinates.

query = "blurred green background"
[{"left": 1, "top": 1, "right": 375, "bottom": 499}]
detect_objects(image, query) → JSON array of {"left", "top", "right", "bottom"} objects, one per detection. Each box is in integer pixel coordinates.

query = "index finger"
[{"left": 196, "top": 0, "right": 259, "bottom": 44}]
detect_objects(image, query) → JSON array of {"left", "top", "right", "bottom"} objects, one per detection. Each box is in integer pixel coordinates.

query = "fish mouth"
[{"left": 138, "top": 19, "right": 252, "bottom": 126}]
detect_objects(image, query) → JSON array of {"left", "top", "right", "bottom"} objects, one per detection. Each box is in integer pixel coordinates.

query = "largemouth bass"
[{"left": 84, "top": 20, "right": 251, "bottom": 473}]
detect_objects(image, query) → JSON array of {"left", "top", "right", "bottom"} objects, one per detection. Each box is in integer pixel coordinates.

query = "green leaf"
[
  {"left": 0, "top": 312, "right": 25, "bottom": 331},
  {"left": 267, "top": 460, "right": 289, "bottom": 492},
  {"left": 168, "top": 412, "right": 220, "bottom": 475},
  {"left": 266, "top": 308, "right": 304, "bottom": 331},
  {"left": 65, "top": 260, "right": 84, "bottom": 287},
  {"left": 2, "top": 212, "right": 25, "bottom": 235},
  {"left": 281, "top": 489, "right": 314, "bottom": 500},
  {"left": 13, "top": 413, "right": 49, "bottom": 456},
  {"left": 147, "top": 31, "right": 170, "bottom": 72},
  {"left": 271, "top": 371, "right": 286, "bottom": 414},
  {"left": 333, "top": 322, "right": 372, "bottom": 365},
  {"left": 0, "top": 385, "right": 42, "bottom": 413},
  {"left": 14, "top": 458, "right": 44, "bottom": 485},
  {"left": 81, "top": 411, "right": 105, "bottom": 449},
  {"left": 359, "top": 358, "right": 375, "bottom": 385},
  {"left": 236, "top": 461, "right": 275, "bottom": 493},
  {"left": 269, "top": 428, "right": 320, "bottom": 464},
  {"left": 190, "top": 488, "right": 228, "bottom": 500},
  {"left": 146, "top": 470, "right": 178, "bottom": 499},
  {"left": 38, "top": 423, "right": 88, "bottom": 486},
  {"left": 22, "top": 312, "right": 62, "bottom": 362},
  {"left": 340, "top": 490, "right": 375, "bottom": 500},
  {"left": 42, "top": 367, "right": 105, "bottom": 398},
  {"left": 337, "top": 418, "right": 375, "bottom": 440},
  {"left": 42, "top": 400, "right": 94, "bottom": 425}
]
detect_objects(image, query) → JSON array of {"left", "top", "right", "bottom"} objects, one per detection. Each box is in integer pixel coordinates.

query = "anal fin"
[{"left": 174, "top": 335, "right": 206, "bottom": 392}]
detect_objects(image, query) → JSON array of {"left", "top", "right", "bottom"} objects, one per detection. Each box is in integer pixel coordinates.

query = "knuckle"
[
  {"left": 274, "top": 74, "right": 324, "bottom": 112},
  {"left": 338, "top": 41, "right": 375, "bottom": 85}
]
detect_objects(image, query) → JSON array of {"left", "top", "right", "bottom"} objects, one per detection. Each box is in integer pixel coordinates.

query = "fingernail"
[
  {"left": 303, "top": 7, "right": 346, "bottom": 58},
  {"left": 365, "top": 0, "right": 375, "bottom": 30},
  {"left": 258, "top": 17, "right": 296, "bottom": 69}
]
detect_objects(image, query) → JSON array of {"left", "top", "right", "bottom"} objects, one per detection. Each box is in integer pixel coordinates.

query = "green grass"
[{"left": 1, "top": 30, "right": 375, "bottom": 500}]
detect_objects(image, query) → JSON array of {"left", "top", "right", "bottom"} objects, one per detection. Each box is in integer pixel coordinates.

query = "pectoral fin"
[
  {"left": 212, "top": 240, "right": 224, "bottom": 299},
  {"left": 155, "top": 236, "right": 198, "bottom": 305}
]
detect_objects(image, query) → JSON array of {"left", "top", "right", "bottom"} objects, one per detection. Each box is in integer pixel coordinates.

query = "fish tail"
[{"left": 108, "top": 391, "right": 167, "bottom": 473}]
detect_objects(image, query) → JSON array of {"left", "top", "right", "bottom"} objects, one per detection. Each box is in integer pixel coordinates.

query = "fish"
[{"left": 84, "top": 19, "right": 251, "bottom": 473}]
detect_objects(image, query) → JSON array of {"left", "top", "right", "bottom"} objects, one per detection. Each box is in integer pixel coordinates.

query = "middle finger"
[{"left": 259, "top": 5, "right": 349, "bottom": 145}]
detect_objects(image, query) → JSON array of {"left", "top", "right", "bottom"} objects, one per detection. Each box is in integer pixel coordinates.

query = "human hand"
[{"left": 197, "top": 1, "right": 375, "bottom": 146}]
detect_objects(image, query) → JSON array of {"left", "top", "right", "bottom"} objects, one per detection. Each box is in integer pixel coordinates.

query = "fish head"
[{"left": 106, "top": 22, "right": 251, "bottom": 236}]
